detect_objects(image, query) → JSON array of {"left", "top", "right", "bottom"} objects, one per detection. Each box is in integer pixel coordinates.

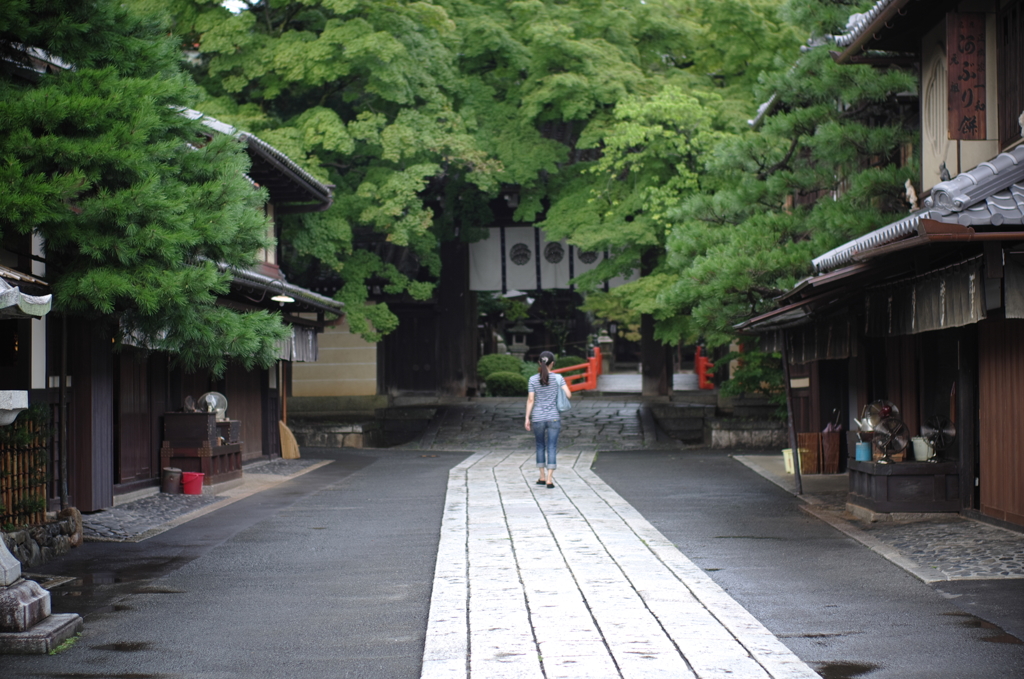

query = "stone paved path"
[
  {"left": 418, "top": 399, "right": 818, "bottom": 678},
  {"left": 860, "top": 517, "right": 1024, "bottom": 579},
  {"left": 421, "top": 449, "right": 818, "bottom": 679}
]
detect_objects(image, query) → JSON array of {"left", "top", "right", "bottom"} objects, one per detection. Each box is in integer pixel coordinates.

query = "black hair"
[{"left": 538, "top": 351, "right": 555, "bottom": 386}]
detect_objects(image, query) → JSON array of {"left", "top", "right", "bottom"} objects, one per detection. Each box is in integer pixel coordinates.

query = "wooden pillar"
[{"left": 68, "top": 319, "right": 114, "bottom": 512}]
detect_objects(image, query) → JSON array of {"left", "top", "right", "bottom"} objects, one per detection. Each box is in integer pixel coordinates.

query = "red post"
[
  {"left": 589, "top": 346, "right": 602, "bottom": 389},
  {"left": 695, "top": 347, "right": 714, "bottom": 390}
]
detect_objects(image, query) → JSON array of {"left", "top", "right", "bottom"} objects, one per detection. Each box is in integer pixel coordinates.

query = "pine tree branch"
[{"left": 758, "top": 135, "right": 800, "bottom": 180}]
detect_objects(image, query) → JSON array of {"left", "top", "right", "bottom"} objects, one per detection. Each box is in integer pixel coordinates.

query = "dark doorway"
[{"left": 381, "top": 308, "right": 438, "bottom": 393}]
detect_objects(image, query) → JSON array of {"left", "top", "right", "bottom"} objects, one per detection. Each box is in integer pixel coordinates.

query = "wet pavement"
[
  {"left": 82, "top": 458, "right": 329, "bottom": 542},
  {"left": 736, "top": 455, "right": 1024, "bottom": 583},
  {"left": 5, "top": 397, "right": 1023, "bottom": 678}
]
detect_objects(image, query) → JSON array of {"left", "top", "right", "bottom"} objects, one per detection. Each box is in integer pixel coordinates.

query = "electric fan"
[
  {"left": 198, "top": 391, "right": 229, "bottom": 421},
  {"left": 861, "top": 400, "right": 900, "bottom": 430},
  {"left": 921, "top": 415, "right": 956, "bottom": 462},
  {"left": 874, "top": 416, "right": 910, "bottom": 464}
]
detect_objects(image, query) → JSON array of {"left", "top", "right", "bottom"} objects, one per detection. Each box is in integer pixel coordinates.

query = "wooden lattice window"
[{"left": 998, "top": 0, "right": 1024, "bottom": 149}]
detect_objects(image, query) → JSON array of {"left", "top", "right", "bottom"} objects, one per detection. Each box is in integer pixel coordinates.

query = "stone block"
[
  {"left": 0, "top": 579, "right": 50, "bottom": 632},
  {"left": 57, "top": 507, "right": 83, "bottom": 548},
  {"left": 705, "top": 418, "right": 787, "bottom": 449},
  {"left": 0, "top": 613, "right": 82, "bottom": 654},
  {"left": 0, "top": 542, "right": 20, "bottom": 587}
]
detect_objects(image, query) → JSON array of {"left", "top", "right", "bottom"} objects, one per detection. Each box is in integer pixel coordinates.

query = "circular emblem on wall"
[
  {"left": 510, "top": 243, "right": 531, "bottom": 265},
  {"left": 578, "top": 250, "right": 599, "bottom": 264},
  {"left": 544, "top": 242, "right": 565, "bottom": 264}
]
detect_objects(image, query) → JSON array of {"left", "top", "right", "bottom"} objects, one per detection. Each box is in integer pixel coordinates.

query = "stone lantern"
[{"left": 506, "top": 319, "right": 533, "bottom": 359}]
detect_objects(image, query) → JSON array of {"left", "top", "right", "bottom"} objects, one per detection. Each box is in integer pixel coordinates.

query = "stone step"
[
  {"left": 705, "top": 417, "right": 786, "bottom": 449},
  {"left": 650, "top": 404, "right": 715, "bottom": 419},
  {"left": 289, "top": 407, "right": 438, "bottom": 449},
  {"left": 669, "top": 390, "right": 718, "bottom": 406},
  {"left": 288, "top": 420, "right": 381, "bottom": 449}
]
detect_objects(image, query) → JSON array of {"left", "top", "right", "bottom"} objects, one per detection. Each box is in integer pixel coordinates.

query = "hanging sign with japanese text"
[{"left": 947, "top": 13, "right": 987, "bottom": 140}]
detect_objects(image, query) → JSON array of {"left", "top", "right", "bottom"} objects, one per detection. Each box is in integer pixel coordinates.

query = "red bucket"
[{"left": 181, "top": 472, "right": 204, "bottom": 495}]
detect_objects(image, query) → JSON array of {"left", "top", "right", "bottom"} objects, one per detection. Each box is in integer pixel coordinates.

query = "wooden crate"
[
  {"left": 796, "top": 433, "right": 820, "bottom": 474},
  {"left": 821, "top": 432, "right": 841, "bottom": 474},
  {"left": 163, "top": 412, "right": 218, "bottom": 447}
]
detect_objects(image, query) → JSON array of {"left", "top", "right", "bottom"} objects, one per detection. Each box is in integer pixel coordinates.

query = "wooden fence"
[{"left": 0, "top": 415, "right": 49, "bottom": 528}]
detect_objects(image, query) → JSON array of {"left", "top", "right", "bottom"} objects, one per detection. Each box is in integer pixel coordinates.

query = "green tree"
[
  {"left": 659, "top": 0, "right": 917, "bottom": 348},
  {"left": 0, "top": 0, "right": 288, "bottom": 374},
  {"left": 135, "top": 0, "right": 798, "bottom": 368},
  {"left": 523, "top": 0, "right": 797, "bottom": 392},
  {"left": 130, "top": 0, "right": 504, "bottom": 340}
]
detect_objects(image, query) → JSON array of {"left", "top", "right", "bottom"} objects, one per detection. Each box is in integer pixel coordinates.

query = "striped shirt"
[{"left": 528, "top": 372, "right": 567, "bottom": 422}]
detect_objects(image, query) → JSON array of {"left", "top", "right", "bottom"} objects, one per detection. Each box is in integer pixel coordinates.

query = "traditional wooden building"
[
  {"left": 1, "top": 101, "right": 342, "bottom": 511},
  {"left": 741, "top": 0, "right": 1024, "bottom": 529}
]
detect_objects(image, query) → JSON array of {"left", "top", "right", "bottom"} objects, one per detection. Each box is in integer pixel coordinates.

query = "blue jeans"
[{"left": 533, "top": 419, "right": 561, "bottom": 469}]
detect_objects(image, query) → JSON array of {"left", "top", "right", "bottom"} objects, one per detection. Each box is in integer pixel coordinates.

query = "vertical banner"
[
  {"left": 469, "top": 228, "right": 503, "bottom": 291},
  {"left": 503, "top": 226, "right": 540, "bottom": 292},
  {"left": 948, "top": 13, "right": 987, "bottom": 140}
]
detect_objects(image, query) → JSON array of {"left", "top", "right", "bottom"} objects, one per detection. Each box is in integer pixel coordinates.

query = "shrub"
[
  {"left": 477, "top": 353, "right": 524, "bottom": 380},
  {"left": 485, "top": 371, "right": 528, "bottom": 397},
  {"left": 520, "top": 361, "right": 538, "bottom": 380},
  {"left": 553, "top": 355, "right": 587, "bottom": 377}
]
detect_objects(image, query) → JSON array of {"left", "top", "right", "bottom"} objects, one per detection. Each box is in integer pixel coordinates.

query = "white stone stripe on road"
[
  {"left": 421, "top": 450, "right": 820, "bottom": 679},
  {"left": 572, "top": 453, "right": 820, "bottom": 679}
]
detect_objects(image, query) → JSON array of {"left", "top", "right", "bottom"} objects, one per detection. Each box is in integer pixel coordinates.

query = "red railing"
[
  {"left": 695, "top": 346, "right": 714, "bottom": 390},
  {"left": 552, "top": 347, "right": 603, "bottom": 392}
]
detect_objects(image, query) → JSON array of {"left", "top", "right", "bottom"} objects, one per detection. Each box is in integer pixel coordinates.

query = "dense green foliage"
[
  {"left": 131, "top": 0, "right": 799, "bottom": 350},
  {"left": 659, "top": 0, "right": 918, "bottom": 347},
  {"left": 714, "top": 344, "right": 785, "bottom": 405},
  {"left": 520, "top": 360, "right": 539, "bottom": 380},
  {"left": 484, "top": 370, "right": 528, "bottom": 397},
  {"left": 29, "top": 0, "right": 918, "bottom": 394},
  {"left": 552, "top": 355, "right": 586, "bottom": 377},
  {"left": 0, "top": 0, "right": 288, "bottom": 374},
  {"left": 476, "top": 353, "right": 524, "bottom": 381}
]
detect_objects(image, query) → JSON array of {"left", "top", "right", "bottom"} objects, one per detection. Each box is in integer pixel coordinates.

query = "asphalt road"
[
  {"left": 2, "top": 449, "right": 464, "bottom": 679},
  {"left": 4, "top": 446, "right": 1023, "bottom": 679},
  {"left": 591, "top": 449, "right": 1024, "bottom": 679}
]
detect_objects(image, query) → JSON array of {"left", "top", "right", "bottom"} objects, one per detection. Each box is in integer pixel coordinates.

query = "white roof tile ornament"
[
  {"left": 925, "top": 146, "right": 1024, "bottom": 212},
  {"left": 0, "top": 277, "right": 51, "bottom": 319},
  {"left": 826, "top": 0, "right": 904, "bottom": 48}
]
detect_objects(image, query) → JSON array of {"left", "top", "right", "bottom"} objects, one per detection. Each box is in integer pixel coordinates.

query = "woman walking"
[{"left": 525, "top": 351, "right": 572, "bottom": 488}]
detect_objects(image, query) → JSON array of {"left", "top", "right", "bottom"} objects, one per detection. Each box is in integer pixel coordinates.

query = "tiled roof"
[
  {"left": 813, "top": 146, "right": 1024, "bottom": 273},
  {"left": 179, "top": 108, "right": 333, "bottom": 208},
  {"left": 205, "top": 259, "right": 344, "bottom": 315},
  {"left": 812, "top": 210, "right": 930, "bottom": 273},
  {"left": 925, "top": 146, "right": 1024, "bottom": 212},
  {"left": 827, "top": 0, "right": 906, "bottom": 48},
  {"left": 0, "top": 270, "right": 51, "bottom": 319}
]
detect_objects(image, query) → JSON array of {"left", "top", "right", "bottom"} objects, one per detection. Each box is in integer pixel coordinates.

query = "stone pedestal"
[
  {"left": 597, "top": 335, "right": 614, "bottom": 373},
  {"left": 0, "top": 579, "right": 50, "bottom": 631},
  {"left": 0, "top": 538, "right": 82, "bottom": 654}
]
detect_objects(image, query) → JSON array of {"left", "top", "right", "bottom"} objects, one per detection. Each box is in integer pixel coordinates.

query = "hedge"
[
  {"left": 554, "top": 355, "right": 587, "bottom": 377},
  {"left": 485, "top": 371, "right": 528, "bottom": 397},
  {"left": 477, "top": 353, "right": 524, "bottom": 381}
]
